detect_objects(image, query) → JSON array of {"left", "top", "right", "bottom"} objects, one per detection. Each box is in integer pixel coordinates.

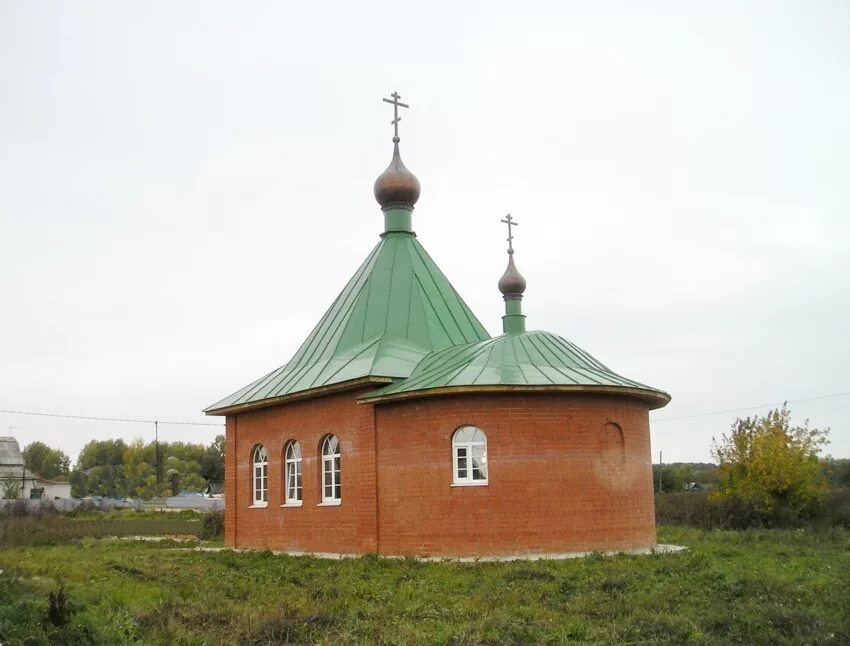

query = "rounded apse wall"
[{"left": 373, "top": 392, "right": 656, "bottom": 557}]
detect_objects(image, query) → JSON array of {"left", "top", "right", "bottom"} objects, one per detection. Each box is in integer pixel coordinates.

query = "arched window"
[
  {"left": 284, "top": 441, "right": 302, "bottom": 505},
  {"left": 252, "top": 445, "right": 268, "bottom": 506},
  {"left": 452, "top": 426, "right": 488, "bottom": 485},
  {"left": 321, "top": 435, "right": 341, "bottom": 504}
]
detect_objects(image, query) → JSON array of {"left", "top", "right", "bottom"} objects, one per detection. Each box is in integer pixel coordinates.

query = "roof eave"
[
  {"left": 359, "top": 384, "right": 672, "bottom": 410},
  {"left": 205, "top": 376, "right": 395, "bottom": 417}
]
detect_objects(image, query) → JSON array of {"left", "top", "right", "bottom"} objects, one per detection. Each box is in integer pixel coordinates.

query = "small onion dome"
[
  {"left": 498, "top": 253, "right": 527, "bottom": 296},
  {"left": 374, "top": 137, "right": 421, "bottom": 208}
]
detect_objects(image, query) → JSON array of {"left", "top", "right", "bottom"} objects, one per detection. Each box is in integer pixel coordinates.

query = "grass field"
[{"left": 1, "top": 526, "right": 848, "bottom": 644}]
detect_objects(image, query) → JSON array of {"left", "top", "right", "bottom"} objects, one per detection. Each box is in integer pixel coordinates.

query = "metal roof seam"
[
  {"left": 208, "top": 364, "right": 283, "bottom": 409},
  {"left": 508, "top": 336, "right": 532, "bottom": 385},
  {"left": 225, "top": 361, "right": 292, "bottom": 408},
  {"left": 381, "top": 236, "right": 402, "bottom": 340},
  {"left": 550, "top": 334, "right": 604, "bottom": 371},
  {"left": 232, "top": 245, "right": 380, "bottom": 401},
  {"left": 379, "top": 347, "right": 466, "bottom": 393},
  {"left": 271, "top": 254, "right": 378, "bottom": 396},
  {"left": 411, "top": 272, "right": 455, "bottom": 345},
  {"left": 552, "top": 333, "right": 612, "bottom": 372},
  {"left": 403, "top": 261, "right": 415, "bottom": 340},
  {"left": 411, "top": 342, "right": 493, "bottom": 390},
  {"left": 241, "top": 365, "right": 291, "bottom": 404},
  {"left": 443, "top": 279, "right": 491, "bottom": 342},
  {"left": 439, "top": 358, "right": 481, "bottom": 390},
  {"left": 470, "top": 342, "right": 498, "bottom": 385},
  {"left": 320, "top": 337, "right": 383, "bottom": 385},
  {"left": 531, "top": 333, "right": 584, "bottom": 384},
  {"left": 416, "top": 340, "right": 498, "bottom": 385},
  {"left": 307, "top": 247, "right": 379, "bottom": 360},
  {"left": 272, "top": 283, "right": 372, "bottom": 398},
  {"left": 379, "top": 340, "right": 491, "bottom": 394},
  {"left": 287, "top": 242, "right": 380, "bottom": 367},
  {"left": 410, "top": 241, "right": 471, "bottom": 342},
  {"left": 517, "top": 334, "right": 557, "bottom": 384},
  {"left": 356, "top": 240, "right": 384, "bottom": 343}
]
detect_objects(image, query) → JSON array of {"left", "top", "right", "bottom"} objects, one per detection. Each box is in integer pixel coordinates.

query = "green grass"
[
  {"left": 1, "top": 527, "right": 848, "bottom": 644},
  {"left": 0, "top": 516, "right": 201, "bottom": 547}
]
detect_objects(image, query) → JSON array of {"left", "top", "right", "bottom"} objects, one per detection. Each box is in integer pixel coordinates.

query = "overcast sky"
[{"left": 1, "top": 1, "right": 848, "bottom": 465}]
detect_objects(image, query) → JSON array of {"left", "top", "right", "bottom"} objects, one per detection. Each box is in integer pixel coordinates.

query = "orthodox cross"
[
  {"left": 382, "top": 91, "right": 409, "bottom": 140},
  {"left": 501, "top": 214, "right": 519, "bottom": 254}
]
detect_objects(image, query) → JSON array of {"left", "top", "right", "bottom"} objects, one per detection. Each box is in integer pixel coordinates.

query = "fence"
[
  {"left": 0, "top": 498, "right": 81, "bottom": 514},
  {"left": 144, "top": 496, "right": 224, "bottom": 512}
]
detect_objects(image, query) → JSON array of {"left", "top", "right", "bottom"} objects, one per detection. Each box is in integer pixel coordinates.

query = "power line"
[
  {"left": 4, "top": 389, "right": 848, "bottom": 429},
  {"left": 651, "top": 391, "right": 850, "bottom": 423},
  {"left": 0, "top": 408, "right": 223, "bottom": 427}
]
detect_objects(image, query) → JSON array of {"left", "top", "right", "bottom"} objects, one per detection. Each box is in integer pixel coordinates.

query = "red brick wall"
[
  {"left": 224, "top": 387, "right": 378, "bottom": 553},
  {"left": 225, "top": 389, "right": 657, "bottom": 557},
  {"left": 374, "top": 393, "right": 656, "bottom": 557}
]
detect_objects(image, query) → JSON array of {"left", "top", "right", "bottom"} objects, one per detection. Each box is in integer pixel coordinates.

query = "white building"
[{"left": 0, "top": 436, "right": 72, "bottom": 500}]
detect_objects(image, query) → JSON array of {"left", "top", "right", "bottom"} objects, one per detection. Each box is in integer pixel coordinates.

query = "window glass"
[
  {"left": 321, "top": 435, "right": 341, "bottom": 503},
  {"left": 452, "top": 426, "right": 488, "bottom": 485},
  {"left": 284, "top": 441, "right": 302, "bottom": 503},
  {"left": 252, "top": 445, "right": 268, "bottom": 505}
]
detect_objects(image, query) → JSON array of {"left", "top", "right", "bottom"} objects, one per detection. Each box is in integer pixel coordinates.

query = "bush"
[
  {"left": 711, "top": 405, "right": 829, "bottom": 522},
  {"left": 819, "top": 487, "right": 850, "bottom": 529},
  {"left": 657, "top": 487, "right": 850, "bottom": 530},
  {"left": 46, "top": 582, "right": 71, "bottom": 627},
  {"left": 1, "top": 480, "right": 22, "bottom": 499},
  {"left": 656, "top": 492, "right": 721, "bottom": 528},
  {"left": 199, "top": 511, "right": 224, "bottom": 540}
]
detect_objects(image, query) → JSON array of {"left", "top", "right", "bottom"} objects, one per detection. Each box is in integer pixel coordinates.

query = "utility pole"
[
  {"left": 657, "top": 450, "right": 663, "bottom": 493},
  {"left": 154, "top": 421, "right": 161, "bottom": 484}
]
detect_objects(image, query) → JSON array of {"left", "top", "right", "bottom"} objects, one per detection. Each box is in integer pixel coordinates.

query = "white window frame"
[
  {"left": 251, "top": 445, "right": 268, "bottom": 507},
  {"left": 452, "top": 426, "right": 488, "bottom": 486},
  {"left": 283, "top": 440, "right": 303, "bottom": 507},
  {"left": 320, "top": 435, "right": 341, "bottom": 505}
]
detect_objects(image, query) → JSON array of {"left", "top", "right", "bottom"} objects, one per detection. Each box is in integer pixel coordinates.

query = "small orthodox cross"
[
  {"left": 501, "top": 214, "right": 519, "bottom": 254},
  {"left": 382, "top": 91, "right": 409, "bottom": 140}
]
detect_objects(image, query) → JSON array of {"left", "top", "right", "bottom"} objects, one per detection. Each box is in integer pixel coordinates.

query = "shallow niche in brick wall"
[{"left": 595, "top": 421, "right": 627, "bottom": 489}]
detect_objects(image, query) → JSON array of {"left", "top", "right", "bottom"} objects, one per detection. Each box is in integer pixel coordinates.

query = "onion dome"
[
  {"left": 373, "top": 137, "right": 421, "bottom": 209},
  {"left": 498, "top": 253, "right": 527, "bottom": 297}
]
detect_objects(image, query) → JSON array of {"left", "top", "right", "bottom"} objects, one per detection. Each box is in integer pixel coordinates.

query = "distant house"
[{"left": 0, "top": 437, "right": 72, "bottom": 500}]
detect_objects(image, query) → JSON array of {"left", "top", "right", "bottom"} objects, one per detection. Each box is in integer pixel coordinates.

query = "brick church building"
[{"left": 206, "top": 95, "right": 670, "bottom": 557}]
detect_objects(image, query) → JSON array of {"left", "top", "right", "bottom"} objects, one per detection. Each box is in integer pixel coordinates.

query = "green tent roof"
[
  {"left": 206, "top": 231, "right": 490, "bottom": 414},
  {"left": 361, "top": 330, "right": 670, "bottom": 409}
]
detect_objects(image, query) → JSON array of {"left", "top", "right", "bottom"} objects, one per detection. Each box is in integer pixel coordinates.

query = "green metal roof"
[
  {"left": 361, "top": 330, "right": 670, "bottom": 409},
  {"left": 206, "top": 231, "right": 490, "bottom": 414}
]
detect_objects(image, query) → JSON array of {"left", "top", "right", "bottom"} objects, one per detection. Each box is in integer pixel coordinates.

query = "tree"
[
  {"left": 68, "top": 469, "right": 88, "bottom": 499},
  {"left": 68, "top": 436, "right": 219, "bottom": 499},
  {"left": 76, "top": 439, "right": 128, "bottom": 470},
  {"left": 200, "top": 435, "right": 225, "bottom": 483},
  {"left": 822, "top": 458, "right": 850, "bottom": 487},
  {"left": 710, "top": 405, "right": 829, "bottom": 520},
  {"left": 22, "top": 442, "right": 70, "bottom": 479},
  {"left": 653, "top": 463, "right": 697, "bottom": 492}
]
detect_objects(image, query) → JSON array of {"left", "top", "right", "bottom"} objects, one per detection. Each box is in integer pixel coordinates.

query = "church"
[{"left": 205, "top": 94, "right": 670, "bottom": 558}]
